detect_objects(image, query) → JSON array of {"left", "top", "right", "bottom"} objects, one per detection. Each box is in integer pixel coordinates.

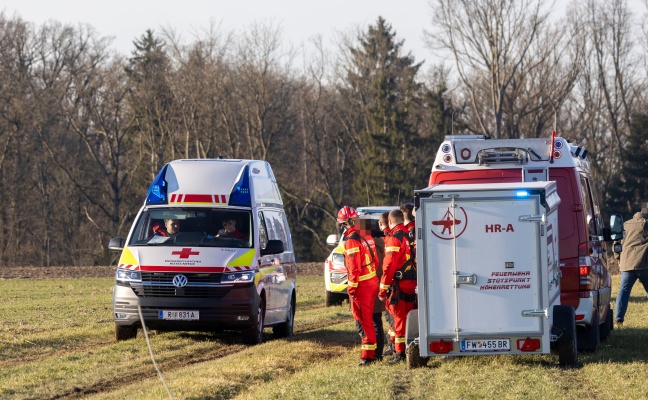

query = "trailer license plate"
[
  {"left": 159, "top": 310, "right": 199, "bottom": 320},
  {"left": 461, "top": 339, "right": 510, "bottom": 352}
]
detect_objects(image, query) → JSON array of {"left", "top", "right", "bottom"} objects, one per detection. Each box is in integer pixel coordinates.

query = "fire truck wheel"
[
  {"left": 273, "top": 293, "right": 295, "bottom": 338},
  {"left": 600, "top": 305, "right": 613, "bottom": 341},
  {"left": 115, "top": 324, "right": 137, "bottom": 341},
  {"left": 243, "top": 296, "right": 265, "bottom": 345},
  {"left": 577, "top": 311, "right": 600, "bottom": 352},
  {"left": 406, "top": 342, "right": 428, "bottom": 369}
]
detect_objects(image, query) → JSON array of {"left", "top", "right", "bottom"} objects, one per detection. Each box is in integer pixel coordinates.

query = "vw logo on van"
[{"left": 172, "top": 274, "right": 188, "bottom": 287}]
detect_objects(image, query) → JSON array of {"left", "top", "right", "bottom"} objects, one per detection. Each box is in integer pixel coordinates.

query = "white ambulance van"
[{"left": 108, "top": 159, "right": 296, "bottom": 345}]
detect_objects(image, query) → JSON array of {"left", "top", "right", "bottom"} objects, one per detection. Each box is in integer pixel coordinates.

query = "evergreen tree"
[
  {"left": 342, "top": 17, "right": 423, "bottom": 206},
  {"left": 125, "top": 30, "right": 175, "bottom": 179}
]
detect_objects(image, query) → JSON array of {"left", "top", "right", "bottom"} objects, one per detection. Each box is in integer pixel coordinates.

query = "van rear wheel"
[
  {"left": 273, "top": 294, "right": 295, "bottom": 338},
  {"left": 600, "top": 305, "right": 613, "bottom": 341},
  {"left": 115, "top": 324, "right": 137, "bottom": 341},
  {"left": 577, "top": 311, "right": 600, "bottom": 352}
]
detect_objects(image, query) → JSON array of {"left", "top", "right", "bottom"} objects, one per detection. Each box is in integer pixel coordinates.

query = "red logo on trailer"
[{"left": 431, "top": 207, "right": 468, "bottom": 240}]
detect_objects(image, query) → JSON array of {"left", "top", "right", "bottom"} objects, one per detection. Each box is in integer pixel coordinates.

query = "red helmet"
[{"left": 337, "top": 205, "right": 358, "bottom": 224}]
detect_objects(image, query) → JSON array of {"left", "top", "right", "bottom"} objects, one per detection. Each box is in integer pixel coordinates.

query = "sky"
[
  {"left": 1, "top": 0, "right": 646, "bottom": 69},
  {"left": 1, "top": 0, "right": 437, "bottom": 63}
]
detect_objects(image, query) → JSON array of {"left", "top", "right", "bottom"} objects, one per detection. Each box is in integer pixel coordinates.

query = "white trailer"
[{"left": 406, "top": 181, "right": 578, "bottom": 367}]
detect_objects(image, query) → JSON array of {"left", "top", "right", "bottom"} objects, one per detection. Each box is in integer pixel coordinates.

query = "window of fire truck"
[{"left": 128, "top": 207, "right": 253, "bottom": 248}]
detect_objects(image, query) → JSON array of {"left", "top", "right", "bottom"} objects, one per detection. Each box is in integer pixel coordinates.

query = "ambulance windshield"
[{"left": 128, "top": 207, "right": 253, "bottom": 248}]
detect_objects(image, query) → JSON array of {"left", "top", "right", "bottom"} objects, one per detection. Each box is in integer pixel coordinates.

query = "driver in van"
[
  {"left": 218, "top": 218, "right": 249, "bottom": 241},
  {"left": 151, "top": 218, "right": 180, "bottom": 237}
]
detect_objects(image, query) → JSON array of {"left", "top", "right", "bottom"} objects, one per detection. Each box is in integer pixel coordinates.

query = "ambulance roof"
[{"left": 145, "top": 159, "right": 283, "bottom": 208}]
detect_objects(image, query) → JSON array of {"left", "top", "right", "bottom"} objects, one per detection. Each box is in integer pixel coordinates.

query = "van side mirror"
[
  {"left": 108, "top": 237, "right": 125, "bottom": 251},
  {"left": 607, "top": 214, "right": 624, "bottom": 241},
  {"left": 261, "top": 239, "right": 284, "bottom": 255},
  {"left": 326, "top": 234, "right": 339, "bottom": 246}
]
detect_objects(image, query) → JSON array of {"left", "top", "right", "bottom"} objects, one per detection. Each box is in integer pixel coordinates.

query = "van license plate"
[
  {"left": 159, "top": 310, "right": 199, "bottom": 320},
  {"left": 461, "top": 339, "right": 510, "bottom": 352}
]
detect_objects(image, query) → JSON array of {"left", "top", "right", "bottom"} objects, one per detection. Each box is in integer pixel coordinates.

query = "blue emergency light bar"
[
  {"left": 229, "top": 165, "right": 252, "bottom": 206},
  {"left": 516, "top": 191, "right": 529, "bottom": 197},
  {"left": 146, "top": 165, "right": 169, "bottom": 205}
]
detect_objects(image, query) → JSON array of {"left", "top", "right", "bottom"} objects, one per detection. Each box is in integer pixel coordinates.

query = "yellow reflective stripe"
[
  {"left": 386, "top": 246, "right": 400, "bottom": 252},
  {"left": 348, "top": 281, "right": 359, "bottom": 288},
  {"left": 361, "top": 343, "right": 377, "bottom": 350},
  {"left": 395, "top": 337, "right": 406, "bottom": 343},
  {"left": 358, "top": 271, "right": 376, "bottom": 281},
  {"left": 380, "top": 283, "right": 390, "bottom": 290},
  {"left": 345, "top": 247, "right": 360, "bottom": 255}
]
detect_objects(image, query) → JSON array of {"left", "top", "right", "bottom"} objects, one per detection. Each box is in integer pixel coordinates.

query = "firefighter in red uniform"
[
  {"left": 338, "top": 206, "right": 380, "bottom": 366},
  {"left": 379, "top": 209, "right": 417, "bottom": 363},
  {"left": 401, "top": 203, "right": 415, "bottom": 239},
  {"left": 378, "top": 211, "right": 396, "bottom": 356}
]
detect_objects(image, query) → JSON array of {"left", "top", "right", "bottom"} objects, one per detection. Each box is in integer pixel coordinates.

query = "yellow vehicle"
[{"left": 323, "top": 206, "right": 397, "bottom": 306}]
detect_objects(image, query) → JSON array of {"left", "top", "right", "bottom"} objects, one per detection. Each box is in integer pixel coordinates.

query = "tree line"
[{"left": 0, "top": 0, "right": 647, "bottom": 267}]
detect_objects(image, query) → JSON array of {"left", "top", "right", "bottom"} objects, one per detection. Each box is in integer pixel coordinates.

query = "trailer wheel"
[
  {"left": 405, "top": 309, "right": 419, "bottom": 345},
  {"left": 600, "top": 305, "right": 612, "bottom": 341},
  {"left": 115, "top": 324, "right": 137, "bottom": 341},
  {"left": 552, "top": 305, "right": 578, "bottom": 367},
  {"left": 577, "top": 311, "right": 600, "bottom": 352},
  {"left": 406, "top": 342, "right": 428, "bottom": 369}
]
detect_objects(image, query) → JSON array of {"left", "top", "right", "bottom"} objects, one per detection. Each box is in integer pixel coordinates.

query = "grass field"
[{"left": 1, "top": 274, "right": 648, "bottom": 399}]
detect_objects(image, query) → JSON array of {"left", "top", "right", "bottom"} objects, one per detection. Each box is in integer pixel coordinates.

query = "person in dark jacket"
[{"left": 614, "top": 203, "right": 648, "bottom": 327}]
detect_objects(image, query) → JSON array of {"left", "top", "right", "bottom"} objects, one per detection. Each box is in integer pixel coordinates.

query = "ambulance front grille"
[
  {"left": 132, "top": 272, "right": 230, "bottom": 298},
  {"left": 141, "top": 272, "right": 223, "bottom": 283},
  {"left": 130, "top": 284, "right": 231, "bottom": 298}
]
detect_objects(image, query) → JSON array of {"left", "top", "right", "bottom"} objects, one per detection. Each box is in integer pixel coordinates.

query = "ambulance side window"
[
  {"left": 258, "top": 212, "right": 269, "bottom": 249},
  {"left": 263, "top": 210, "right": 288, "bottom": 245}
]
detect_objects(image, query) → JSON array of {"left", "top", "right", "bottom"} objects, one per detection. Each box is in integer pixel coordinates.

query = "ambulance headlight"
[
  {"left": 115, "top": 269, "right": 142, "bottom": 282},
  {"left": 221, "top": 272, "right": 254, "bottom": 284}
]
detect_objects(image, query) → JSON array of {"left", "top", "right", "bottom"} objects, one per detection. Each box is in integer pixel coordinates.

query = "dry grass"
[{"left": 1, "top": 274, "right": 648, "bottom": 399}]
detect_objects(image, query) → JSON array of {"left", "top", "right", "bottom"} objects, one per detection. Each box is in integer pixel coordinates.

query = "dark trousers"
[{"left": 356, "top": 312, "right": 385, "bottom": 359}]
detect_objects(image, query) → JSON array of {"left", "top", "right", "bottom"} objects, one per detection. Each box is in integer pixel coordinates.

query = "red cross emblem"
[{"left": 172, "top": 248, "right": 200, "bottom": 259}]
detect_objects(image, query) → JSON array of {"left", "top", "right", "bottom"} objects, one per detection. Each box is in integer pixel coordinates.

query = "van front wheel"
[
  {"left": 243, "top": 297, "right": 265, "bottom": 345},
  {"left": 115, "top": 324, "right": 137, "bottom": 341}
]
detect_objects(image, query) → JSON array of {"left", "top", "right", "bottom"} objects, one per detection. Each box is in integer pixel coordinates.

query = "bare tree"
[
  {"left": 230, "top": 22, "right": 299, "bottom": 160},
  {"left": 565, "top": 0, "right": 645, "bottom": 211},
  {"left": 425, "top": 0, "right": 577, "bottom": 139}
]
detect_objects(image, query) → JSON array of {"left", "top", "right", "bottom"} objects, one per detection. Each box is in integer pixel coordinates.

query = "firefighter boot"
[
  {"left": 389, "top": 352, "right": 405, "bottom": 364},
  {"left": 359, "top": 358, "right": 376, "bottom": 367},
  {"left": 383, "top": 335, "right": 395, "bottom": 356}
]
